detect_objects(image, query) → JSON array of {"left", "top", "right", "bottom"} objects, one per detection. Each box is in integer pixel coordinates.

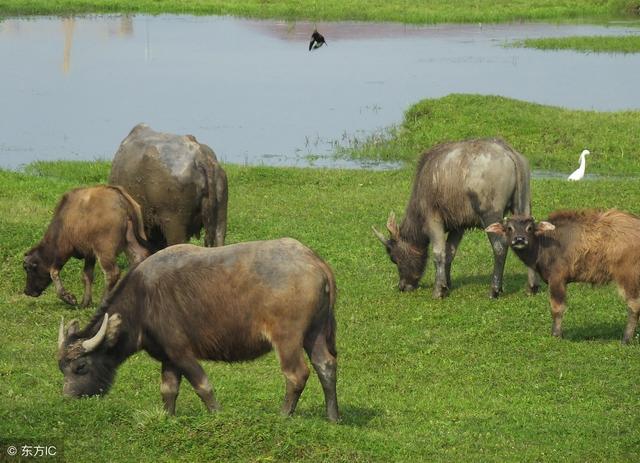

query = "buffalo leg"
[
  {"left": 486, "top": 230, "right": 508, "bottom": 299},
  {"left": 430, "top": 226, "right": 448, "bottom": 298},
  {"left": 620, "top": 286, "right": 640, "bottom": 344},
  {"left": 50, "top": 268, "right": 77, "bottom": 306},
  {"left": 527, "top": 267, "right": 541, "bottom": 295},
  {"left": 276, "top": 344, "right": 310, "bottom": 417},
  {"left": 80, "top": 257, "right": 96, "bottom": 308},
  {"left": 98, "top": 256, "right": 120, "bottom": 301},
  {"left": 174, "top": 357, "right": 219, "bottom": 412},
  {"left": 214, "top": 168, "right": 228, "bottom": 247},
  {"left": 444, "top": 230, "right": 464, "bottom": 290},
  {"left": 549, "top": 278, "right": 567, "bottom": 338},
  {"left": 304, "top": 331, "right": 339, "bottom": 422},
  {"left": 161, "top": 218, "right": 187, "bottom": 247},
  {"left": 160, "top": 362, "right": 182, "bottom": 415}
]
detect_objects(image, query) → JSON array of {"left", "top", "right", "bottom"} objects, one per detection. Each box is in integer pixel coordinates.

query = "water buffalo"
[
  {"left": 24, "top": 185, "right": 150, "bottom": 307},
  {"left": 109, "top": 123, "right": 228, "bottom": 250},
  {"left": 486, "top": 209, "right": 640, "bottom": 343},
  {"left": 373, "top": 138, "right": 537, "bottom": 298},
  {"left": 57, "top": 238, "right": 339, "bottom": 421}
]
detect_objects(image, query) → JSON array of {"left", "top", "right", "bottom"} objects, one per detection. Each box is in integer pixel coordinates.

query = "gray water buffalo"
[
  {"left": 373, "top": 138, "right": 537, "bottom": 298},
  {"left": 487, "top": 209, "right": 640, "bottom": 343},
  {"left": 57, "top": 238, "right": 339, "bottom": 421},
  {"left": 109, "top": 123, "right": 228, "bottom": 250},
  {"left": 24, "top": 185, "right": 151, "bottom": 307}
]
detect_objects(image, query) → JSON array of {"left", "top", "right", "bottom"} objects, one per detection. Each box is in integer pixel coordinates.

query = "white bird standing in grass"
[{"left": 568, "top": 149, "right": 590, "bottom": 181}]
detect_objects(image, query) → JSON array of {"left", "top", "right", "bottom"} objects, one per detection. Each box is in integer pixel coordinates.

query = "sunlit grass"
[
  {"left": 1, "top": 161, "right": 640, "bottom": 461},
  {"left": 1, "top": 0, "right": 640, "bottom": 23},
  {"left": 512, "top": 34, "right": 640, "bottom": 53},
  {"left": 343, "top": 94, "right": 640, "bottom": 176}
]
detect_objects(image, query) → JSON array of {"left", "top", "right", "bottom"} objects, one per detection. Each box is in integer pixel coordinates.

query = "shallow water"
[{"left": 1, "top": 15, "right": 639, "bottom": 170}]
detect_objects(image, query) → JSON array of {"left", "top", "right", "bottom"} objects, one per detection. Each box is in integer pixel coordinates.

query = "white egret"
[{"left": 568, "top": 149, "right": 590, "bottom": 181}]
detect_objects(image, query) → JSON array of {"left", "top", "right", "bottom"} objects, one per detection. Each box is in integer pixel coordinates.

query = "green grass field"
[
  {"left": 1, "top": 157, "right": 640, "bottom": 461},
  {"left": 512, "top": 34, "right": 640, "bottom": 53},
  {"left": 343, "top": 94, "right": 640, "bottom": 176},
  {"left": 1, "top": 0, "right": 639, "bottom": 23}
]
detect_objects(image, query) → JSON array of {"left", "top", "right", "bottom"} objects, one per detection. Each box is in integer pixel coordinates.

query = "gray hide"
[
  {"left": 373, "top": 138, "right": 538, "bottom": 298},
  {"left": 109, "top": 123, "right": 228, "bottom": 250}
]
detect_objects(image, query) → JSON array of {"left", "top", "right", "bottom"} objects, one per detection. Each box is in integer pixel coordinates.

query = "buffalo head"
[
  {"left": 58, "top": 313, "right": 122, "bottom": 398},
  {"left": 23, "top": 247, "right": 52, "bottom": 297},
  {"left": 372, "top": 212, "right": 428, "bottom": 291},
  {"left": 485, "top": 215, "right": 555, "bottom": 250}
]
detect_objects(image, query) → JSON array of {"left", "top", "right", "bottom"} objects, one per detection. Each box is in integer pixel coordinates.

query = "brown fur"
[
  {"left": 24, "top": 185, "right": 152, "bottom": 307},
  {"left": 491, "top": 209, "right": 640, "bottom": 343},
  {"left": 57, "top": 239, "right": 340, "bottom": 421}
]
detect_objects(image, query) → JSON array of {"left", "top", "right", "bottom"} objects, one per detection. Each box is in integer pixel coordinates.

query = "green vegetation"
[
  {"left": 2, "top": 160, "right": 640, "bottom": 462},
  {"left": 1, "top": 0, "right": 640, "bottom": 23},
  {"left": 513, "top": 34, "right": 640, "bottom": 53},
  {"left": 344, "top": 94, "right": 640, "bottom": 175}
]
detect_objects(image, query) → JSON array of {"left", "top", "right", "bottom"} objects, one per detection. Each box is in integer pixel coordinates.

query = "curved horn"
[
  {"left": 81, "top": 314, "right": 109, "bottom": 353},
  {"left": 386, "top": 211, "right": 399, "bottom": 240},
  {"left": 371, "top": 226, "right": 388, "bottom": 246},
  {"left": 58, "top": 317, "right": 65, "bottom": 350}
]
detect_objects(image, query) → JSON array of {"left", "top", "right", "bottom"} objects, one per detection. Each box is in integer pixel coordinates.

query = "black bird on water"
[{"left": 309, "top": 29, "right": 327, "bottom": 51}]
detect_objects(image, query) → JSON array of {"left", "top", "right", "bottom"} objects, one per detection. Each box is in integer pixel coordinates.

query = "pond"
[{"left": 1, "top": 15, "right": 639, "bottom": 170}]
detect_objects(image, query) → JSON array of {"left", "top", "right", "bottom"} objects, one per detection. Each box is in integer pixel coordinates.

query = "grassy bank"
[
  {"left": 344, "top": 94, "right": 640, "bottom": 175},
  {"left": 1, "top": 161, "right": 640, "bottom": 462},
  {"left": 513, "top": 35, "right": 640, "bottom": 53},
  {"left": 1, "top": 0, "right": 640, "bottom": 23}
]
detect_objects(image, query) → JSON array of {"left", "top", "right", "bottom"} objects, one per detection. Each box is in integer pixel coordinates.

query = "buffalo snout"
[
  {"left": 24, "top": 287, "right": 43, "bottom": 297},
  {"left": 398, "top": 280, "right": 417, "bottom": 292},
  {"left": 511, "top": 236, "right": 528, "bottom": 249}
]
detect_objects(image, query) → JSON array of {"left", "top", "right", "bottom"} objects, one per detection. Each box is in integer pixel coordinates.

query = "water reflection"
[{"left": 1, "top": 15, "right": 639, "bottom": 170}]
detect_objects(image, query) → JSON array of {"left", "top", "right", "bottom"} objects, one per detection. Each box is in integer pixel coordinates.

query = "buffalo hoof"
[
  {"left": 527, "top": 285, "right": 540, "bottom": 295},
  {"left": 432, "top": 287, "right": 448, "bottom": 299},
  {"left": 80, "top": 298, "right": 92, "bottom": 308},
  {"left": 489, "top": 287, "right": 503, "bottom": 299},
  {"left": 551, "top": 329, "right": 563, "bottom": 338}
]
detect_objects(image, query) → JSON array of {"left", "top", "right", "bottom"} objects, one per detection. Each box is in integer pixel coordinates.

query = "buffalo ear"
[
  {"left": 535, "top": 221, "right": 555, "bottom": 235},
  {"left": 67, "top": 320, "right": 80, "bottom": 336},
  {"left": 485, "top": 222, "right": 506, "bottom": 235},
  {"left": 105, "top": 313, "right": 122, "bottom": 347}
]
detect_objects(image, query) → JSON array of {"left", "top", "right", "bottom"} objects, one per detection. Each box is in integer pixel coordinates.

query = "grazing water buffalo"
[
  {"left": 24, "top": 185, "right": 150, "bottom": 307},
  {"left": 57, "top": 239, "right": 339, "bottom": 421},
  {"left": 109, "top": 123, "right": 228, "bottom": 250},
  {"left": 486, "top": 209, "right": 640, "bottom": 343},
  {"left": 373, "top": 138, "right": 537, "bottom": 298}
]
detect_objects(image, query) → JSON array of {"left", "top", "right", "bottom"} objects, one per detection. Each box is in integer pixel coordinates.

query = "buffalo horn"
[
  {"left": 371, "top": 226, "right": 388, "bottom": 245},
  {"left": 58, "top": 317, "right": 65, "bottom": 350},
  {"left": 81, "top": 313, "right": 109, "bottom": 353},
  {"left": 386, "top": 212, "right": 399, "bottom": 240}
]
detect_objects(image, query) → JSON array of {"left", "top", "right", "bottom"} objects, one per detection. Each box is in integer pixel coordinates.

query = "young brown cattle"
[
  {"left": 486, "top": 209, "right": 640, "bottom": 343},
  {"left": 24, "top": 185, "right": 151, "bottom": 307}
]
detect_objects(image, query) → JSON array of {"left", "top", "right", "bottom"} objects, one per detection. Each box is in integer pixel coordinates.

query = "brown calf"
[
  {"left": 24, "top": 185, "right": 151, "bottom": 307},
  {"left": 486, "top": 209, "right": 640, "bottom": 343}
]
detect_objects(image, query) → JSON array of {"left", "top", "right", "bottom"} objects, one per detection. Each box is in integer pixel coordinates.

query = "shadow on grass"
[
  {"left": 337, "top": 404, "right": 380, "bottom": 427},
  {"left": 443, "top": 273, "right": 542, "bottom": 297},
  {"left": 297, "top": 404, "right": 379, "bottom": 427},
  {"left": 563, "top": 321, "right": 627, "bottom": 343}
]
